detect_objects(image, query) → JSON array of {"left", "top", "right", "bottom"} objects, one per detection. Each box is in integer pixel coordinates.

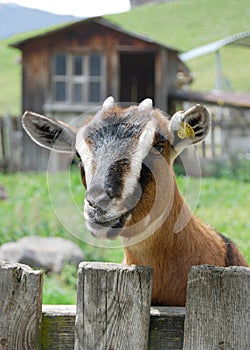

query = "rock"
[{"left": 0, "top": 236, "right": 85, "bottom": 273}]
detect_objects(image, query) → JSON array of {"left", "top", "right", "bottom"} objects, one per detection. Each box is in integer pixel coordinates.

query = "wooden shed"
[{"left": 11, "top": 17, "right": 191, "bottom": 170}]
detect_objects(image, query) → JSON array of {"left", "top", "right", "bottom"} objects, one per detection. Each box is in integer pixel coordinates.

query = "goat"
[{"left": 22, "top": 97, "right": 248, "bottom": 306}]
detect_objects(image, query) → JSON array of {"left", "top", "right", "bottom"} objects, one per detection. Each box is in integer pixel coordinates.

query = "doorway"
[{"left": 119, "top": 53, "right": 155, "bottom": 103}]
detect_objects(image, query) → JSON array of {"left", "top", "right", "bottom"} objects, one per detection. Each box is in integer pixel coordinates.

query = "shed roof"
[
  {"left": 10, "top": 16, "right": 179, "bottom": 53},
  {"left": 170, "top": 89, "right": 250, "bottom": 109},
  {"left": 180, "top": 31, "right": 250, "bottom": 61}
]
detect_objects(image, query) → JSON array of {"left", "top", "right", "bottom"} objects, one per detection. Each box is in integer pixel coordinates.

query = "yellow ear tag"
[{"left": 177, "top": 122, "right": 195, "bottom": 139}]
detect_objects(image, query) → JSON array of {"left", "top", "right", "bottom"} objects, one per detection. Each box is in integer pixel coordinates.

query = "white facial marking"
[
  {"left": 76, "top": 127, "right": 94, "bottom": 186},
  {"left": 123, "top": 120, "right": 156, "bottom": 198}
]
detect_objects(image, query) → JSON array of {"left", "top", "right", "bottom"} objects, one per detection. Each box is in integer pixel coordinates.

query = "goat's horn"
[
  {"left": 138, "top": 98, "right": 153, "bottom": 110},
  {"left": 102, "top": 96, "right": 115, "bottom": 108}
]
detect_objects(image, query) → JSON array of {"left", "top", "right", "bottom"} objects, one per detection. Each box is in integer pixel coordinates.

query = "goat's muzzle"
[{"left": 84, "top": 198, "right": 130, "bottom": 239}]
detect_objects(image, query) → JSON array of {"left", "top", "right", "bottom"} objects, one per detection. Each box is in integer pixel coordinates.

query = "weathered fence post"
[
  {"left": 0, "top": 261, "right": 43, "bottom": 349},
  {"left": 183, "top": 265, "right": 250, "bottom": 350},
  {"left": 74, "top": 262, "right": 152, "bottom": 350}
]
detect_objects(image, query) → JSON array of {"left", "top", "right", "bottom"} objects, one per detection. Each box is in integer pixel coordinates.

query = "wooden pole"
[
  {"left": 0, "top": 261, "right": 43, "bottom": 349},
  {"left": 183, "top": 265, "right": 250, "bottom": 350},
  {"left": 74, "top": 262, "right": 152, "bottom": 350}
]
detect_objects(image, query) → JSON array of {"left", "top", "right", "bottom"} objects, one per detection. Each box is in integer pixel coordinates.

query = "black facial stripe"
[
  {"left": 154, "top": 132, "right": 167, "bottom": 144},
  {"left": 79, "top": 161, "right": 87, "bottom": 188},
  {"left": 86, "top": 123, "right": 143, "bottom": 150},
  {"left": 104, "top": 158, "right": 130, "bottom": 199},
  {"left": 219, "top": 233, "right": 235, "bottom": 266},
  {"left": 139, "top": 160, "right": 154, "bottom": 191}
]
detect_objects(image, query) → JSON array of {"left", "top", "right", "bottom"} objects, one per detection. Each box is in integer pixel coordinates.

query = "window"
[{"left": 52, "top": 53, "right": 105, "bottom": 105}]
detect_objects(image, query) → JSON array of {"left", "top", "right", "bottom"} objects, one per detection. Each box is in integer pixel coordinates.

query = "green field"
[
  {"left": 0, "top": 0, "right": 250, "bottom": 114},
  {"left": 0, "top": 36, "right": 21, "bottom": 115},
  {"left": 0, "top": 168, "right": 249, "bottom": 304},
  {"left": 107, "top": 0, "right": 250, "bottom": 92}
]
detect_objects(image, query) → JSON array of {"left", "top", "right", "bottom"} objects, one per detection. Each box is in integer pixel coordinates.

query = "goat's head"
[{"left": 22, "top": 98, "right": 210, "bottom": 240}]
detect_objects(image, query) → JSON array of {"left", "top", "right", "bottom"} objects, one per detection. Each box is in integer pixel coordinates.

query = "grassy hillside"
[
  {"left": 107, "top": 0, "right": 250, "bottom": 51},
  {"left": 107, "top": 0, "right": 250, "bottom": 92},
  {"left": 1, "top": 0, "right": 250, "bottom": 114},
  {"left": 0, "top": 37, "right": 21, "bottom": 115},
  {"left": 0, "top": 24, "right": 70, "bottom": 116}
]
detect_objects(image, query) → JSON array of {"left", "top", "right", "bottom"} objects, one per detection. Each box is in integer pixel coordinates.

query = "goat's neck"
[{"left": 122, "top": 178, "right": 192, "bottom": 265}]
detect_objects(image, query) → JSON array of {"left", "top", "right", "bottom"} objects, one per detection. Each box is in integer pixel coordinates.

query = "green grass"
[
  {"left": 42, "top": 264, "right": 78, "bottom": 304},
  {"left": 0, "top": 168, "right": 124, "bottom": 262},
  {"left": 177, "top": 176, "right": 250, "bottom": 263},
  {"left": 107, "top": 0, "right": 250, "bottom": 92},
  {"left": 1, "top": 0, "right": 250, "bottom": 114},
  {"left": 0, "top": 37, "right": 21, "bottom": 115},
  {"left": 107, "top": 0, "right": 250, "bottom": 51},
  {"left": 0, "top": 168, "right": 249, "bottom": 303},
  {"left": 0, "top": 167, "right": 124, "bottom": 304}
]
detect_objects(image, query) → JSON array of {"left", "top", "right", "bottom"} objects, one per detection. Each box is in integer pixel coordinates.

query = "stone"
[{"left": 0, "top": 236, "right": 85, "bottom": 273}]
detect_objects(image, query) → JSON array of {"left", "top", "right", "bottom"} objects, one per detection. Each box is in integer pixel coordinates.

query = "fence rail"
[
  {"left": 197, "top": 105, "right": 250, "bottom": 159},
  {"left": 0, "top": 261, "right": 249, "bottom": 349}
]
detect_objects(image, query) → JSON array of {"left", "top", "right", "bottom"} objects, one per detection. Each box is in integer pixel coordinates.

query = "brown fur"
[
  {"left": 81, "top": 107, "right": 248, "bottom": 306},
  {"left": 85, "top": 107, "right": 248, "bottom": 306},
  {"left": 22, "top": 104, "right": 248, "bottom": 307},
  {"left": 123, "top": 171, "right": 248, "bottom": 306}
]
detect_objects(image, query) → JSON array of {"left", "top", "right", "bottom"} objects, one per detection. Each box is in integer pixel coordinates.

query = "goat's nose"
[{"left": 86, "top": 184, "right": 111, "bottom": 211}]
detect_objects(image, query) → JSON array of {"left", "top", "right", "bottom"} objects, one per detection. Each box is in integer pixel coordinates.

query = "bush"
[{"left": 201, "top": 154, "right": 250, "bottom": 182}]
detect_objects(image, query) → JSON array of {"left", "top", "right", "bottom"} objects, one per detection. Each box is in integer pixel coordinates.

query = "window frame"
[{"left": 51, "top": 51, "right": 106, "bottom": 107}]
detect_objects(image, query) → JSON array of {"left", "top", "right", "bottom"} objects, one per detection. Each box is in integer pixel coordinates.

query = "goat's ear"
[
  {"left": 169, "top": 104, "right": 210, "bottom": 157},
  {"left": 22, "top": 111, "right": 76, "bottom": 153}
]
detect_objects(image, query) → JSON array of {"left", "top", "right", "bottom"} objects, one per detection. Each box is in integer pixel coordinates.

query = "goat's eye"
[{"left": 150, "top": 143, "right": 165, "bottom": 157}]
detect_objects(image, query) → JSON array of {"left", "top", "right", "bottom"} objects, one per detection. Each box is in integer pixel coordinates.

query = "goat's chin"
[
  {"left": 86, "top": 221, "right": 121, "bottom": 240},
  {"left": 85, "top": 214, "right": 130, "bottom": 240}
]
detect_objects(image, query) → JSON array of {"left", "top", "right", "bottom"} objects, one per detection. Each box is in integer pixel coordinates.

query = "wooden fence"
[
  {"left": 176, "top": 105, "right": 250, "bottom": 177},
  {"left": 0, "top": 114, "right": 72, "bottom": 172},
  {"left": 0, "top": 114, "right": 23, "bottom": 172},
  {"left": 196, "top": 105, "right": 250, "bottom": 159},
  {"left": 0, "top": 261, "right": 249, "bottom": 349}
]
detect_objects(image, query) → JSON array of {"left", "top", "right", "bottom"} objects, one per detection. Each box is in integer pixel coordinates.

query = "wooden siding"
[
  {"left": 15, "top": 19, "right": 181, "bottom": 170},
  {"left": 20, "top": 20, "right": 179, "bottom": 116}
]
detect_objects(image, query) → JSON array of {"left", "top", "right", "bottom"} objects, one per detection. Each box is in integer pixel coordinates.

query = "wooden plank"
[
  {"left": 149, "top": 307, "right": 185, "bottom": 350},
  {"left": 183, "top": 265, "right": 250, "bottom": 350},
  {"left": 42, "top": 305, "right": 76, "bottom": 350},
  {"left": 5, "top": 114, "right": 23, "bottom": 172},
  {"left": 170, "top": 89, "right": 250, "bottom": 109},
  {"left": 75, "top": 262, "right": 152, "bottom": 350},
  {"left": 40, "top": 306, "right": 185, "bottom": 349},
  {"left": 0, "top": 261, "right": 43, "bottom": 349},
  {"left": 41, "top": 305, "right": 185, "bottom": 349}
]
